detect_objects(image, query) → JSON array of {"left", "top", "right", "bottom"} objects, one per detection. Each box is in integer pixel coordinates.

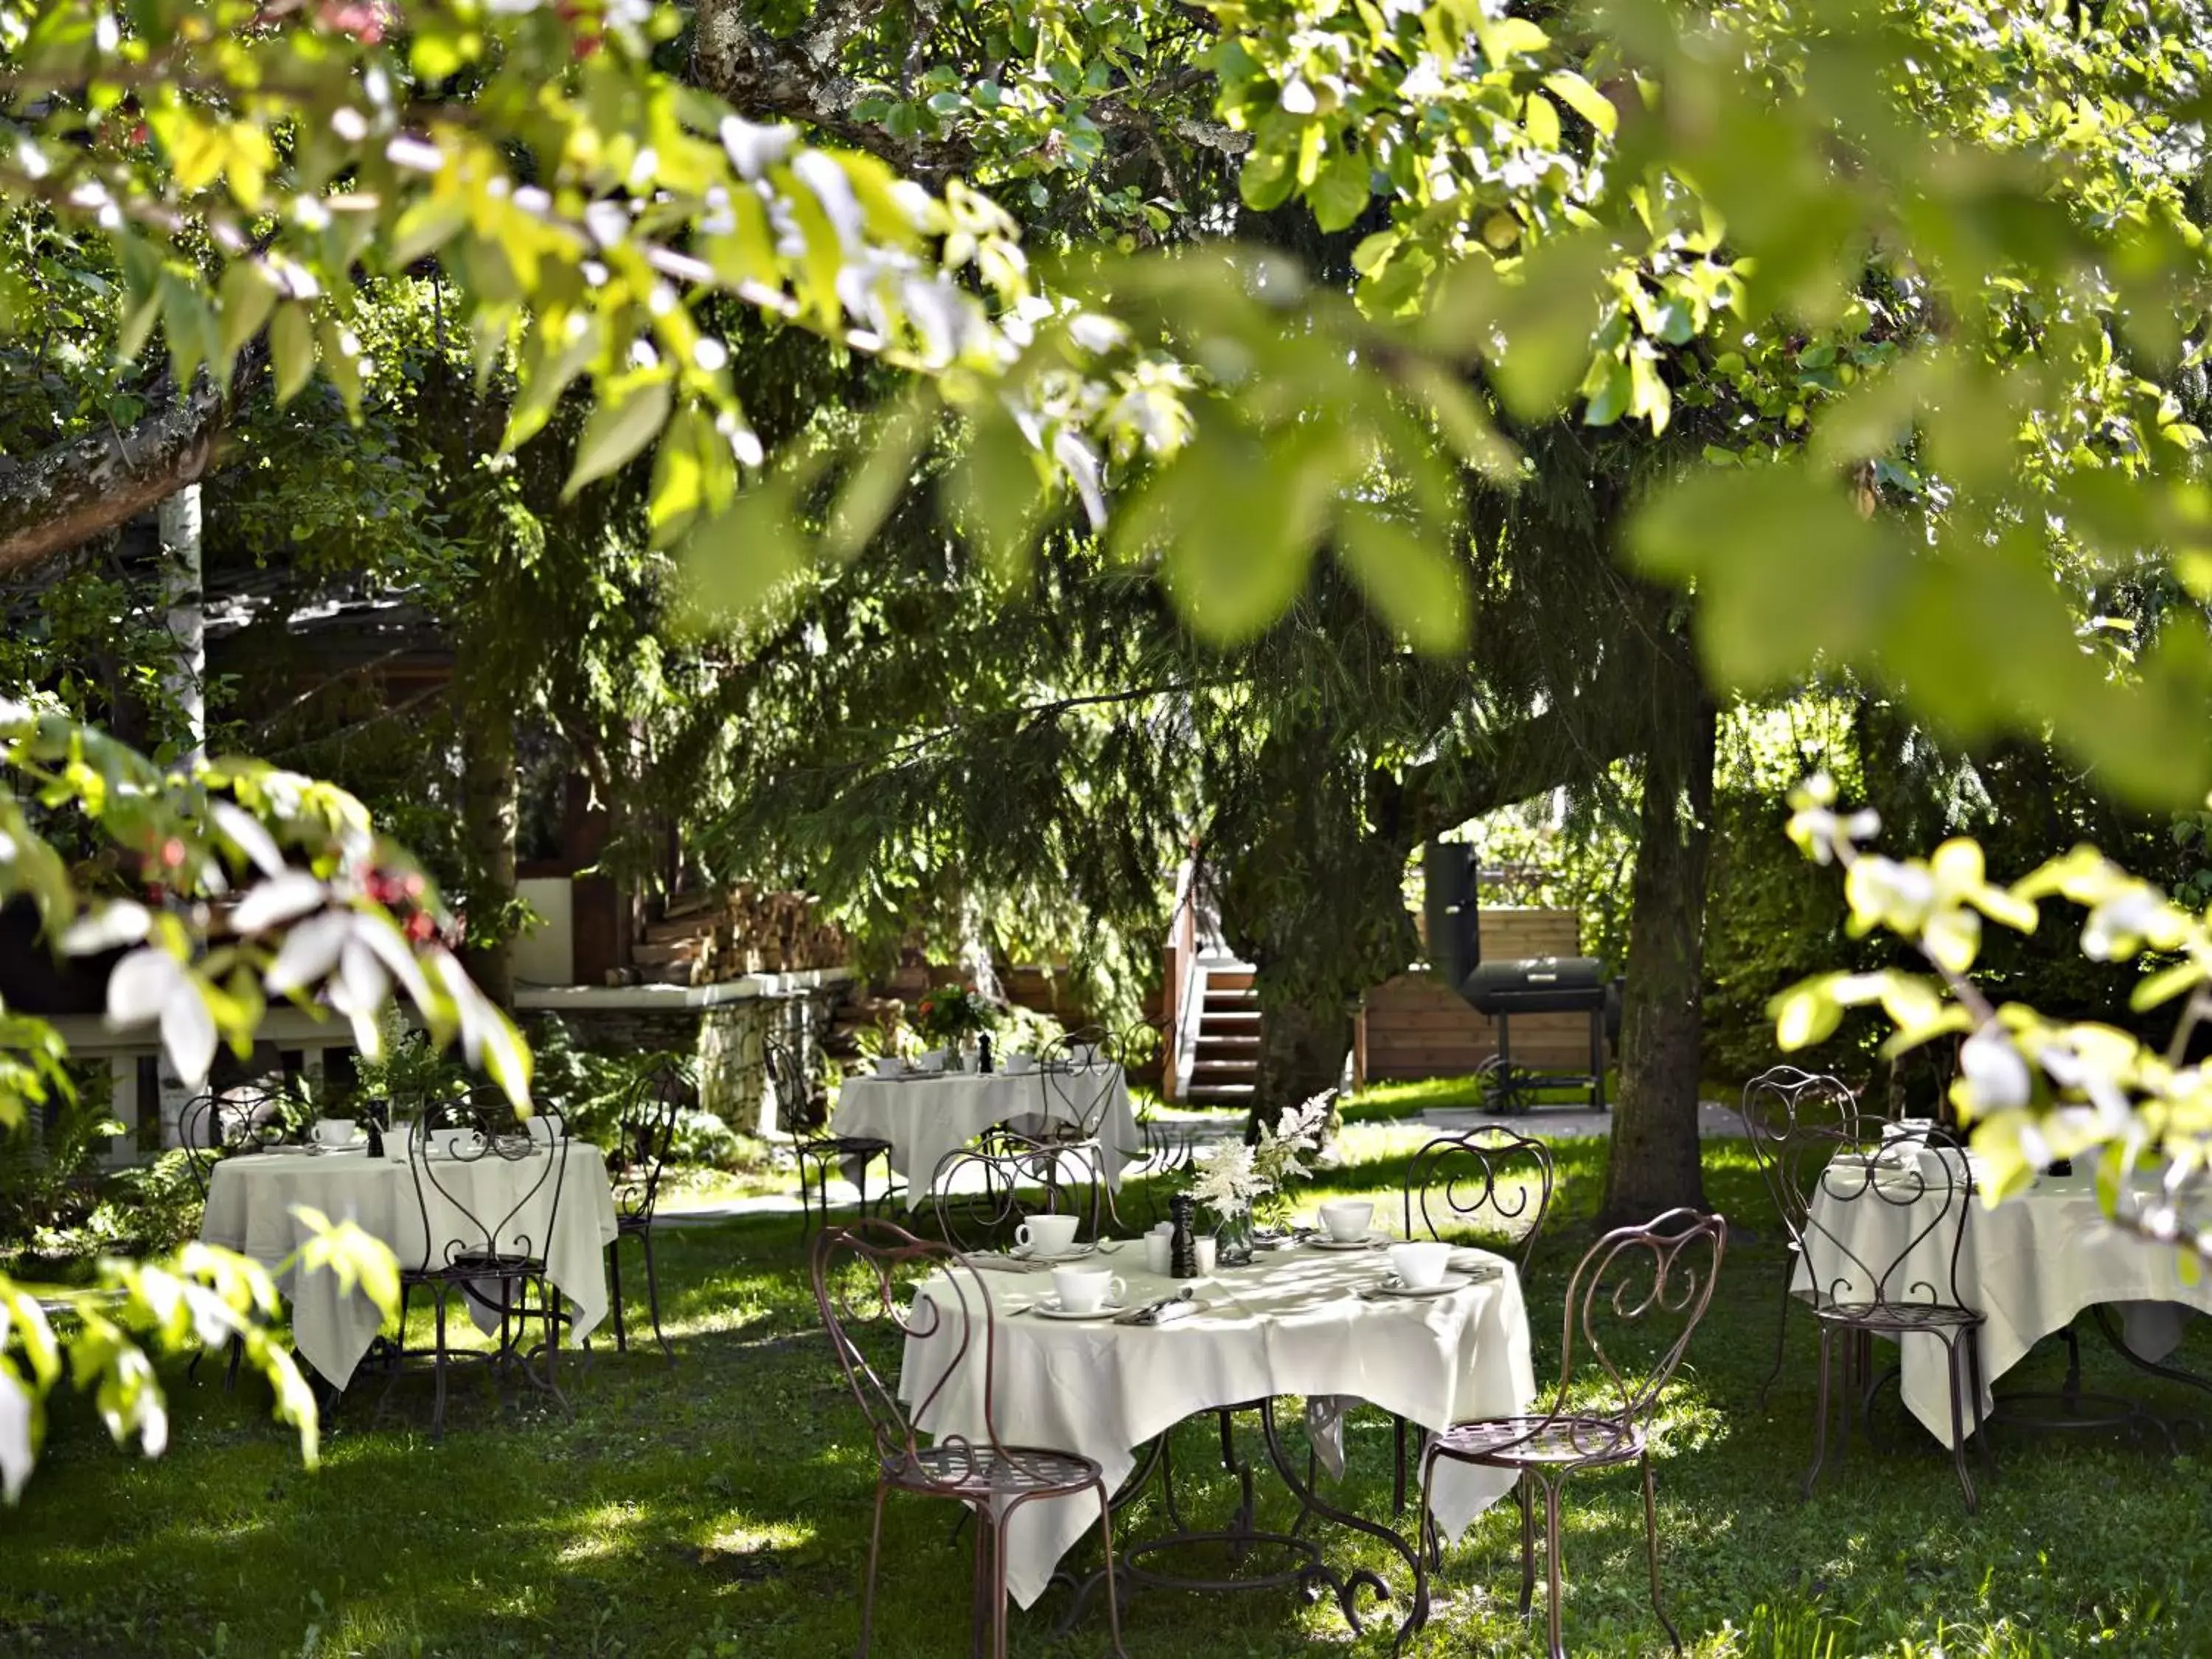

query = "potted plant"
[{"left": 911, "top": 983, "right": 998, "bottom": 1068}]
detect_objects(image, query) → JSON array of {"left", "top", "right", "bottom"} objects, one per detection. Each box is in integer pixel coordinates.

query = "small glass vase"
[{"left": 1214, "top": 1204, "right": 1256, "bottom": 1267}]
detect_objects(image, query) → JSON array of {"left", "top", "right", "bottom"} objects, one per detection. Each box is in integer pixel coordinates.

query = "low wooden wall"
[{"left": 1360, "top": 908, "right": 1595, "bottom": 1082}]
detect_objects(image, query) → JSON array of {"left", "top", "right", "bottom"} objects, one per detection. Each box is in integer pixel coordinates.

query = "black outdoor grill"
[{"left": 1423, "top": 843, "right": 1622, "bottom": 1113}]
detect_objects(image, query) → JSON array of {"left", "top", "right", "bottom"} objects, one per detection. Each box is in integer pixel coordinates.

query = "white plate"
[
  {"left": 1308, "top": 1234, "right": 1389, "bottom": 1251},
  {"left": 1370, "top": 1273, "right": 1475, "bottom": 1299},
  {"left": 1010, "top": 1243, "right": 1096, "bottom": 1263},
  {"left": 1031, "top": 1296, "right": 1126, "bottom": 1321},
  {"left": 1447, "top": 1249, "right": 1506, "bottom": 1276}
]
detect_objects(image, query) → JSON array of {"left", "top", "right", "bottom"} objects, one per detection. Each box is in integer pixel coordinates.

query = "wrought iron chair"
[
  {"left": 602, "top": 1059, "right": 684, "bottom": 1363},
  {"left": 1389, "top": 1126, "right": 1559, "bottom": 1512},
  {"left": 1415, "top": 1208, "right": 1728, "bottom": 1659},
  {"left": 925, "top": 1135, "right": 1102, "bottom": 1257},
  {"left": 1767, "top": 1115, "right": 1992, "bottom": 1511},
  {"left": 179, "top": 1082, "right": 299, "bottom": 1388},
  {"left": 382, "top": 1090, "right": 571, "bottom": 1438},
  {"left": 1020, "top": 1023, "right": 1138, "bottom": 1235},
  {"left": 809, "top": 1219, "right": 1124, "bottom": 1658},
  {"left": 782, "top": 1037, "right": 896, "bottom": 1236},
  {"left": 1739, "top": 1066, "right": 1866, "bottom": 1408}
]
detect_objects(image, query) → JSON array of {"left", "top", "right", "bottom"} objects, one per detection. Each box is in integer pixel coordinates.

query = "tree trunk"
[
  {"left": 1601, "top": 670, "right": 1718, "bottom": 1228},
  {"left": 458, "top": 675, "right": 518, "bottom": 1009},
  {"left": 1249, "top": 964, "right": 1352, "bottom": 1121}
]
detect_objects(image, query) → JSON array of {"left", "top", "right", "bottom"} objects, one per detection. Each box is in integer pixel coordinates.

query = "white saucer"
[
  {"left": 1011, "top": 1243, "right": 1095, "bottom": 1263},
  {"left": 1309, "top": 1234, "right": 1388, "bottom": 1251},
  {"left": 1371, "top": 1273, "right": 1475, "bottom": 1298},
  {"left": 1446, "top": 1251, "right": 1506, "bottom": 1278},
  {"left": 1032, "top": 1297, "right": 1126, "bottom": 1321}
]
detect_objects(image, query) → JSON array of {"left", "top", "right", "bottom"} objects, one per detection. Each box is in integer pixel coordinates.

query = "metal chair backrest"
[
  {"left": 1741, "top": 1065, "right": 1865, "bottom": 1242},
  {"left": 610, "top": 1059, "right": 685, "bottom": 1224},
  {"left": 404, "top": 1088, "right": 568, "bottom": 1273},
  {"left": 178, "top": 1084, "right": 296, "bottom": 1195},
  {"left": 1402, "top": 1126, "right": 1556, "bottom": 1273},
  {"left": 1038, "top": 1024, "right": 1119, "bottom": 1138},
  {"left": 1792, "top": 1123, "right": 1978, "bottom": 1318},
  {"left": 765, "top": 1037, "right": 824, "bottom": 1133},
  {"left": 810, "top": 1219, "right": 1026, "bottom": 1492},
  {"left": 927, "top": 1135, "right": 1097, "bottom": 1253},
  {"left": 1534, "top": 1208, "right": 1728, "bottom": 1451}
]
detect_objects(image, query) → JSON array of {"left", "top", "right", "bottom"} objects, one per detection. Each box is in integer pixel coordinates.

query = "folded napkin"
[
  {"left": 1307, "top": 1396, "right": 1353, "bottom": 1479},
  {"left": 962, "top": 1255, "right": 1047, "bottom": 1276}
]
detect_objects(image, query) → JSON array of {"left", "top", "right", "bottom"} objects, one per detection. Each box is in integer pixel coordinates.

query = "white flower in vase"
[{"left": 1189, "top": 1138, "right": 1264, "bottom": 1222}]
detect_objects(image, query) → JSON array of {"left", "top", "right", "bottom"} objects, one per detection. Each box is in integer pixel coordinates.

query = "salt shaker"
[{"left": 1169, "top": 1193, "right": 1200, "bottom": 1279}]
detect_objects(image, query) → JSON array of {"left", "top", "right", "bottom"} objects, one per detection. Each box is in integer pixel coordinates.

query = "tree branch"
[{"left": 0, "top": 342, "right": 265, "bottom": 580}]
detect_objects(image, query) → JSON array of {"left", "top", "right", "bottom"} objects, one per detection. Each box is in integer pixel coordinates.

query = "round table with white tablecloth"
[
  {"left": 831, "top": 1066, "right": 1141, "bottom": 1203},
  {"left": 898, "top": 1241, "right": 1535, "bottom": 1613},
  {"left": 1792, "top": 1155, "right": 2212, "bottom": 1446},
  {"left": 200, "top": 1142, "right": 620, "bottom": 1388}
]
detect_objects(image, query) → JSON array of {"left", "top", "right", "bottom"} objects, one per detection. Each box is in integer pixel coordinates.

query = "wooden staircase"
[{"left": 1185, "top": 961, "right": 1261, "bottom": 1106}]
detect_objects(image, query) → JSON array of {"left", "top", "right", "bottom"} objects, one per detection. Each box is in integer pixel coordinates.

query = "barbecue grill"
[{"left": 1423, "top": 843, "right": 1622, "bottom": 1113}]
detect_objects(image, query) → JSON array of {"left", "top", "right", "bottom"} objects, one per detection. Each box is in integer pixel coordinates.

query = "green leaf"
[
  {"left": 215, "top": 261, "right": 276, "bottom": 372},
  {"left": 564, "top": 377, "right": 673, "bottom": 498},
  {"left": 269, "top": 303, "right": 316, "bottom": 404},
  {"left": 1310, "top": 149, "right": 1371, "bottom": 233},
  {"left": 1543, "top": 71, "right": 1618, "bottom": 136},
  {"left": 1239, "top": 147, "right": 1296, "bottom": 213},
  {"left": 1335, "top": 505, "right": 1468, "bottom": 653},
  {"left": 1584, "top": 356, "right": 1632, "bottom": 425}
]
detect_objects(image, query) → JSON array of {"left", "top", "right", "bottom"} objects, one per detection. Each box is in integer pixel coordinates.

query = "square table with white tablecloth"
[
  {"left": 200, "top": 1143, "right": 620, "bottom": 1388},
  {"left": 898, "top": 1242, "right": 1535, "bottom": 1610},
  {"left": 831, "top": 1067, "right": 1141, "bottom": 1204},
  {"left": 1793, "top": 1155, "right": 2212, "bottom": 1445}
]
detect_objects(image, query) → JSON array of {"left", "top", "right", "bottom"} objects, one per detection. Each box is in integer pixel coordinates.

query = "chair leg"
[
  {"left": 608, "top": 1237, "right": 629, "bottom": 1354},
  {"left": 223, "top": 1335, "right": 244, "bottom": 1393},
  {"left": 1804, "top": 1325, "right": 1834, "bottom": 1500},
  {"left": 1096, "top": 1481, "right": 1127, "bottom": 1659},
  {"left": 1641, "top": 1452, "right": 1681, "bottom": 1652},
  {"left": 1759, "top": 1267, "right": 1792, "bottom": 1410},
  {"left": 1540, "top": 1474, "right": 1567, "bottom": 1659},
  {"left": 1944, "top": 1334, "right": 1979, "bottom": 1514},
  {"left": 431, "top": 1286, "right": 450, "bottom": 1439},
  {"left": 641, "top": 1225, "right": 673, "bottom": 1363},
  {"left": 1967, "top": 1327, "right": 1996, "bottom": 1473},
  {"left": 1391, "top": 1414, "right": 1408, "bottom": 1515},
  {"left": 1517, "top": 1470, "right": 1537, "bottom": 1619},
  {"left": 858, "top": 1481, "right": 889, "bottom": 1659},
  {"left": 991, "top": 1503, "right": 1012, "bottom": 1659}
]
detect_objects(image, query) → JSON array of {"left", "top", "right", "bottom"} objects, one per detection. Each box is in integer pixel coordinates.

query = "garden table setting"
[
  {"left": 1791, "top": 1135, "right": 2212, "bottom": 1444},
  {"left": 896, "top": 1214, "right": 1535, "bottom": 1637},
  {"left": 830, "top": 1053, "right": 1141, "bottom": 1204},
  {"left": 198, "top": 1122, "right": 622, "bottom": 1388}
]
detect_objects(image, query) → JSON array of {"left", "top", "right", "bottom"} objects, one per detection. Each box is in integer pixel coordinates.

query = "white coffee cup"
[
  {"left": 873, "top": 1055, "right": 902, "bottom": 1079},
  {"left": 1002, "top": 1053, "right": 1036, "bottom": 1075},
  {"left": 1388, "top": 1241, "right": 1454, "bottom": 1290},
  {"left": 1144, "top": 1231, "right": 1173, "bottom": 1274},
  {"left": 310, "top": 1118, "right": 359, "bottom": 1148},
  {"left": 1051, "top": 1266, "right": 1125, "bottom": 1315},
  {"left": 1015, "top": 1214, "right": 1081, "bottom": 1257},
  {"left": 431, "top": 1127, "right": 484, "bottom": 1159},
  {"left": 1318, "top": 1200, "right": 1374, "bottom": 1242}
]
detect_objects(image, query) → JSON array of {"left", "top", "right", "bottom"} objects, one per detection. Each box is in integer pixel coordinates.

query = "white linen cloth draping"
[
  {"left": 1792, "top": 1157, "right": 2209, "bottom": 1445},
  {"left": 200, "top": 1144, "right": 621, "bottom": 1388},
  {"left": 899, "top": 1243, "right": 1535, "bottom": 1608},
  {"left": 831, "top": 1067, "right": 1141, "bottom": 1203}
]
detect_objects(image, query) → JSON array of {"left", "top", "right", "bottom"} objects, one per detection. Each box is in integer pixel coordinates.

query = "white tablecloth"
[
  {"left": 832, "top": 1068, "right": 1141, "bottom": 1203},
  {"left": 201, "top": 1144, "right": 621, "bottom": 1387},
  {"left": 900, "top": 1244, "right": 1535, "bottom": 1608},
  {"left": 1793, "top": 1164, "right": 2210, "bottom": 1444}
]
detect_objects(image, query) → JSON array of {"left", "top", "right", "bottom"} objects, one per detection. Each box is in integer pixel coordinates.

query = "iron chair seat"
[
  {"left": 1814, "top": 1298, "right": 1984, "bottom": 1335},
  {"left": 887, "top": 1441, "right": 1105, "bottom": 1498},
  {"left": 1428, "top": 1413, "right": 1643, "bottom": 1470}
]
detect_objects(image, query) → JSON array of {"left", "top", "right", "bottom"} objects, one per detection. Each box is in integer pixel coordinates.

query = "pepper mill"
[
  {"left": 979, "top": 1032, "right": 995, "bottom": 1074},
  {"left": 1168, "top": 1193, "right": 1200, "bottom": 1279},
  {"left": 364, "top": 1099, "right": 386, "bottom": 1160}
]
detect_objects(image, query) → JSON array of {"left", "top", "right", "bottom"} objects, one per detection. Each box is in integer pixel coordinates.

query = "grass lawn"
[{"left": 4, "top": 1133, "right": 2211, "bottom": 1657}]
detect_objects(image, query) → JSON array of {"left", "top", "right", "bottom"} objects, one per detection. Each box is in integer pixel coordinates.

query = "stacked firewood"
[{"left": 627, "top": 886, "right": 849, "bottom": 985}]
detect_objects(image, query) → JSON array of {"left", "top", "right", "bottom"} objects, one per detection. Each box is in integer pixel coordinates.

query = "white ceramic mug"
[
  {"left": 1388, "top": 1241, "right": 1454, "bottom": 1290},
  {"left": 873, "top": 1055, "right": 902, "bottom": 1079},
  {"left": 1318, "top": 1199, "right": 1374, "bottom": 1242},
  {"left": 1015, "top": 1214, "right": 1081, "bottom": 1256},
  {"left": 310, "top": 1118, "right": 358, "bottom": 1148},
  {"left": 1052, "top": 1266, "right": 1125, "bottom": 1314},
  {"left": 1003, "top": 1053, "right": 1036, "bottom": 1075}
]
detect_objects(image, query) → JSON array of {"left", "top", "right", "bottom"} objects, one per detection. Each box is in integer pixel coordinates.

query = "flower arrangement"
[
  {"left": 911, "top": 983, "right": 997, "bottom": 1047},
  {"left": 1189, "top": 1091, "right": 1334, "bottom": 1224}
]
